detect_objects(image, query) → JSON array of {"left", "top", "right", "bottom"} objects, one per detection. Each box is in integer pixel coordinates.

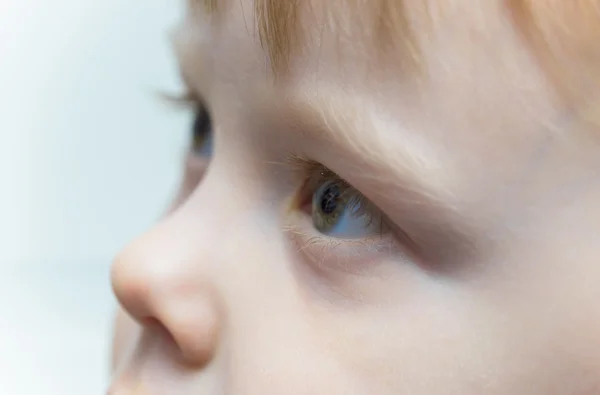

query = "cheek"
[
  {"left": 317, "top": 290, "right": 499, "bottom": 392},
  {"left": 304, "top": 277, "right": 600, "bottom": 395}
]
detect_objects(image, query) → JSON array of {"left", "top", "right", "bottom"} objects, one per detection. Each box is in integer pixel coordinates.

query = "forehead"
[
  {"left": 175, "top": 1, "right": 556, "bottom": 110},
  {"left": 179, "top": 0, "right": 600, "bottom": 112}
]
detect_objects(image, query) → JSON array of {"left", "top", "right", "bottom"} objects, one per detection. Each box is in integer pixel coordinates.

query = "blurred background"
[{"left": 0, "top": 0, "right": 190, "bottom": 392}]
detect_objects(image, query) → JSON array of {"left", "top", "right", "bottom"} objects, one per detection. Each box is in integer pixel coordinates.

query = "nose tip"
[
  {"left": 110, "top": 244, "right": 157, "bottom": 320},
  {"left": 110, "top": 229, "right": 222, "bottom": 367}
]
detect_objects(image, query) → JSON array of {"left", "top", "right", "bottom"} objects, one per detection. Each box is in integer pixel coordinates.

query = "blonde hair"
[
  {"left": 508, "top": 1, "right": 600, "bottom": 125},
  {"left": 201, "top": 0, "right": 416, "bottom": 75},
  {"left": 201, "top": 0, "right": 600, "bottom": 111}
]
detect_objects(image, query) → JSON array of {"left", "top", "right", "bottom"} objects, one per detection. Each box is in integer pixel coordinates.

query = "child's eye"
[
  {"left": 310, "top": 180, "right": 382, "bottom": 238},
  {"left": 309, "top": 180, "right": 387, "bottom": 238},
  {"left": 191, "top": 106, "right": 213, "bottom": 157},
  {"left": 288, "top": 155, "right": 390, "bottom": 240}
]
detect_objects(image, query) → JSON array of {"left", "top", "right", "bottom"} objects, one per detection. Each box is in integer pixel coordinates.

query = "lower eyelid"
[
  {"left": 185, "top": 151, "right": 209, "bottom": 169},
  {"left": 184, "top": 152, "right": 211, "bottom": 184},
  {"left": 283, "top": 212, "right": 405, "bottom": 276}
]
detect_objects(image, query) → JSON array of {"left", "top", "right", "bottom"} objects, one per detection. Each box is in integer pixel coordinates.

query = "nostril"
[
  {"left": 141, "top": 317, "right": 175, "bottom": 344},
  {"left": 141, "top": 316, "right": 161, "bottom": 328},
  {"left": 140, "top": 302, "right": 220, "bottom": 369},
  {"left": 138, "top": 316, "right": 195, "bottom": 366}
]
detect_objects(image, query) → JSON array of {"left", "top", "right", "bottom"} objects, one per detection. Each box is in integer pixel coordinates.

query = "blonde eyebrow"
[{"left": 284, "top": 91, "right": 456, "bottom": 208}]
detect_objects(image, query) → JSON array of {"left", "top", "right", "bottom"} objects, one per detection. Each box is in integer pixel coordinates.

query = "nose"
[{"left": 110, "top": 216, "right": 222, "bottom": 367}]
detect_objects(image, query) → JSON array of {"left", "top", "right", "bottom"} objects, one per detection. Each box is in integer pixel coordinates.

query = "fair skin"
[{"left": 109, "top": 1, "right": 600, "bottom": 394}]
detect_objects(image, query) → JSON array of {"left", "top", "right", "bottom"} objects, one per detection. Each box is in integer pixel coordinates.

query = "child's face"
[{"left": 109, "top": 1, "right": 600, "bottom": 394}]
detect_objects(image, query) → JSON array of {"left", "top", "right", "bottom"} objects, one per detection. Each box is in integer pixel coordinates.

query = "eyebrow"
[{"left": 285, "top": 91, "right": 454, "bottom": 206}]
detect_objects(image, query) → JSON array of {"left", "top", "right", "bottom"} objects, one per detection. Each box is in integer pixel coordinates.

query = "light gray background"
[{"left": 0, "top": 0, "right": 189, "bottom": 393}]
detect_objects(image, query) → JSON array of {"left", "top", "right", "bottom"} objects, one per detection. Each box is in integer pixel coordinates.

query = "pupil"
[
  {"left": 193, "top": 107, "right": 211, "bottom": 138},
  {"left": 320, "top": 185, "right": 340, "bottom": 214}
]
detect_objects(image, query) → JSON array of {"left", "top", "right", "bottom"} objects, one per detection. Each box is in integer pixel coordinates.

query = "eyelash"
[
  {"left": 160, "top": 89, "right": 200, "bottom": 108},
  {"left": 162, "top": 90, "right": 211, "bottom": 152}
]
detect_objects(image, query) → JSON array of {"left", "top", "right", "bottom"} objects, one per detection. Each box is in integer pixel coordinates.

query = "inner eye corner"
[{"left": 296, "top": 185, "right": 314, "bottom": 214}]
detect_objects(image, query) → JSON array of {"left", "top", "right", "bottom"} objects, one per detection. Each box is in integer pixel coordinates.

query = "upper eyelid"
[
  {"left": 160, "top": 87, "right": 213, "bottom": 118},
  {"left": 177, "top": 89, "right": 201, "bottom": 104},
  {"left": 159, "top": 89, "right": 201, "bottom": 110},
  {"left": 285, "top": 154, "right": 346, "bottom": 185}
]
